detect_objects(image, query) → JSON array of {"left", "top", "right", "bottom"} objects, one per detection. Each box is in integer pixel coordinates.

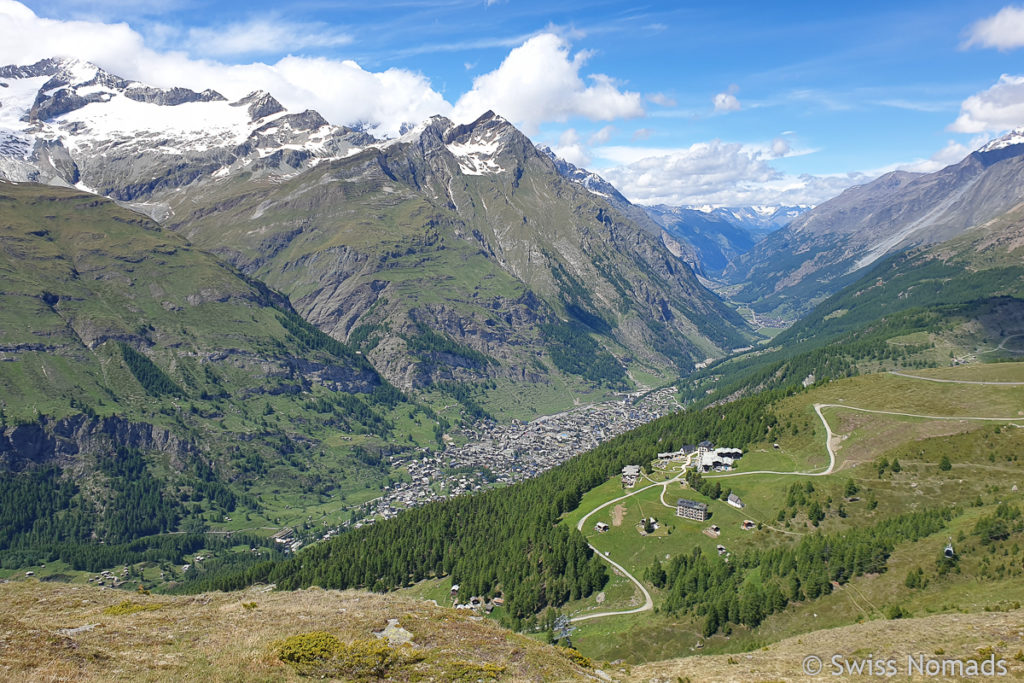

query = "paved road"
[{"left": 708, "top": 403, "right": 838, "bottom": 479}]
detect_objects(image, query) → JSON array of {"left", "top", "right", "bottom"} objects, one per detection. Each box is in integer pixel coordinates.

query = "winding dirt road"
[{"left": 569, "top": 373, "right": 1023, "bottom": 622}]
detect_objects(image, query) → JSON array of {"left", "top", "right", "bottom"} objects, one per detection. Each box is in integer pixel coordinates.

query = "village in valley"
[{"left": 342, "top": 387, "right": 682, "bottom": 531}]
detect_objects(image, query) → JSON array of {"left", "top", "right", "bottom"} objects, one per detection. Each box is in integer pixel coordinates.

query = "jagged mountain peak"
[
  {"left": 978, "top": 127, "right": 1024, "bottom": 154},
  {"left": 231, "top": 90, "right": 285, "bottom": 121},
  {"left": 537, "top": 145, "right": 626, "bottom": 201},
  {"left": 0, "top": 56, "right": 374, "bottom": 199}
]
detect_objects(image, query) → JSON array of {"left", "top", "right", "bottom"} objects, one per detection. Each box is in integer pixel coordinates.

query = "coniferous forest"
[{"left": 184, "top": 388, "right": 791, "bottom": 627}]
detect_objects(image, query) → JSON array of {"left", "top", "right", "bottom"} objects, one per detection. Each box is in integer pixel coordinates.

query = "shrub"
[
  {"left": 558, "top": 646, "right": 592, "bottom": 668},
  {"left": 885, "top": 604, "right": 909, "bottom": 620},
  {"left": 276, "top": 634, "right": 422, "bottom": 679},
  {"left": 276, "top": 631, "right": 342, "bottom": 668}
]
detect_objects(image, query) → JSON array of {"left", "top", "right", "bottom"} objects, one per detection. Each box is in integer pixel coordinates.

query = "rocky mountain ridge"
[
  {"left": 726, "top": 130, "right": 1024, "bottom": 316},
  {"left": 0, "top": 57, "right": 371, "bottom": 213},
  {"left": 0, "top": 57, "right": 754, "bottom": 397}
]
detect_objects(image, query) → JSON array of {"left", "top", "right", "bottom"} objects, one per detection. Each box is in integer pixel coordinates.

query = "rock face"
[
  {"left": 0, "top": 58, "right": 754, "bottom": 393},
  {"left": 163, "top": 110, "right": 754, "bottom": 389},
  {"left": 0, "top": 414, "right": 196, "bottom": 471},
  {"left": 728, "top": 133, "right": 1024, "bottom": 315}
]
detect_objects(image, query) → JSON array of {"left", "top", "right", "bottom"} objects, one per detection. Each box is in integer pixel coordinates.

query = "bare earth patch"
[{"left": 612, "top": 504, "right": 627, "bottom": 527}]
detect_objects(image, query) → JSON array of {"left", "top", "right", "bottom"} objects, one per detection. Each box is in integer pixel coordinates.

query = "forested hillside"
[
  {"left": 184, "top": 389, "right": 788, "bottom": 626},
  {"left": 0, "top": 182, "right": 433, "bottom": 578}
]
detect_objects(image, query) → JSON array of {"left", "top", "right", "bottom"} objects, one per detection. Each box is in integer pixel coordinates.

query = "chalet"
[
  {"left": 657, "top": 444, "right": 696, "bottom": 460},
  {"left": 727, "top": 492, "right": 745, "bottom": 509},
  {"left": 676, "top": 498, "right": 709, "bottom": 522},
  {"left": 595, "top": 522, "right": 610, "bottom": 532},
  {"left": 699, "top": 447, "right": 743, "bottom": 472},
  {"left": 621, "top": 464, "right": 641, "bottom": 487}
]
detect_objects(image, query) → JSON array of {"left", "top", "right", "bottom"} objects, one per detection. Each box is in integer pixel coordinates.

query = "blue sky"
[{"left": 4, "top": 0, "right": 1024, "bottom": 205}]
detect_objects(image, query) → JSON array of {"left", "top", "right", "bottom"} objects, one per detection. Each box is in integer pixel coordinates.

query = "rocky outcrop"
[{"left": 0, "top": 414, "right": 197, "bottom": 471}]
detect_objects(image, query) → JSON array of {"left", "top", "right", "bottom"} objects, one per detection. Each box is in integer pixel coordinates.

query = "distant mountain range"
[
  {"left": 726, "top": 128, "right": 1024, "bottom": 316},
  {"left": 641, "top": 204, "right": 807, "bottom": 277}
]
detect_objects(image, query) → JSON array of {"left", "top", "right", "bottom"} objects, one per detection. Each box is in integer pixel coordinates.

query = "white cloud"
[
  {"left": 451, "top": 33, "right": 644, "bottom": 133},
  {"left": 0, "top": 0, "right": 448, "bottom": 137},
  {"left": 597, "top": 140, "right": 868, "bottom": 206},
  {"left": 588, "top": 125, "right": 615, "bottom": 145},
  {"left": 963, "top": 5, "right": 1024, "bottom": 50},
  {"left": 185, "top": 18, "right": 353, "bottom": 57},
  {"left": 713, "top": 84, "right": 741, "bottom": 113},
  {"left": 770, "top": 137, "right": 790, "bottom": 157},
  {"left": 950, "top": 73, "right": 1024, "bottom": 133},
  {"left": 647, "top": 92, "right": 676, "bottom": 107},
  {"left": 0, "top": 5, "right": 648, "bottom": 139},
  {"left": 552, "top": 128, "right": 590, "bottom": 167},
  {"left": 713, "top": 92, "right": 741, "bottom": 112},
  {"left": 872, "top": 135, "right": 988, "bottom": 174},
  {"left": 632, "top": 127, "right": 653, "bottom": 141}
]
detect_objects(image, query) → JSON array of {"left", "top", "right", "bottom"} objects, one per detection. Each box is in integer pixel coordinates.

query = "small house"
[
  {"left": 727, "top": 492, "right": 745, "bottom": 509},
  {"left": 595, "top": 522, "right": 610, "bottom": 532}
]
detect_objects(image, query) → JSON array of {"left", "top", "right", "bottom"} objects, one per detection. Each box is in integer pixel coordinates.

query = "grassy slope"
[
  {"left": 630, "top": 608, "right": 1024, "bottom": 681},
  {"left": 557, "top": 365, "right": 1024, "bottom": 663},
  {"left": 0, "top": 182, "right": 443, "bottom": 580},
  {"left": 0, "top": 581, "right": 594, "bottom": 682}
]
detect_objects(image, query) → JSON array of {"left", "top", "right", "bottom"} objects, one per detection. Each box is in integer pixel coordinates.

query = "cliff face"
[{"left": 0, "top": 414, "right": 195, "bottom": 471}]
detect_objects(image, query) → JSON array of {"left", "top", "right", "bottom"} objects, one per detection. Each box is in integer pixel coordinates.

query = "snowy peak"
[
  {"left": 537, "top": 145, "right": 625, "bottom": 200},
  {"left": 978, "top": 127, "right": 1024, "bottom": 154},
  {"left": 443, "top": 111, "right": 515, "bottom": 175},
  {"left": 0, "top": 58, "right": 228, "bottom": 124},
  {"left": 683, "top": 204, "right": 809, "bottom": 234},
  {"left": 0, "top": 57, "right": 374, "bottom": 198},
  {"left": 231, "top": 90, "right": 285, "bottom": 121}
]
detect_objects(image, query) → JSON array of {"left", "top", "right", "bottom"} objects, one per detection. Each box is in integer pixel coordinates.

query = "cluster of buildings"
[
  {"left": 657, "top": 441, "right": 744, "bottom": 472},
  {"left": 337, "top": 388, "right": 681, "bottom": 532}
]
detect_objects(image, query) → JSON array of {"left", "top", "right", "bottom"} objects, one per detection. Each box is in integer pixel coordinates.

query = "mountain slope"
[
  {"left": 684, "top": 199, "right": 1024, "bottom": 404},
  {"left": 0, "top": 58, "right": 754, "bottom": 403},
  {"left": 0, "top": 181, "right": 432, "bottom": 574},
  {"left": 160, "top": 111, "right": 753, "bottom": 394},
  {"left": 643, "top": 205, "right": 759, "bottom": 276},
  {"left": 728, "top": 132, "right": 1024, "bottom": 316}
]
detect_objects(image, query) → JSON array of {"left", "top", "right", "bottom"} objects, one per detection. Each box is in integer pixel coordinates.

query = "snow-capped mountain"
[
  {"left": 638, "top": 204, "right": 807, "bottom": 278},
  {"left": 688, "top": 204, "right": 809, "bottom": 238},
  {"left": 0, "top": 57, "right": 371, "bottom": 210},
  {"left": 978, "top": 127, "right": 1024, "bottom": 153}
]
